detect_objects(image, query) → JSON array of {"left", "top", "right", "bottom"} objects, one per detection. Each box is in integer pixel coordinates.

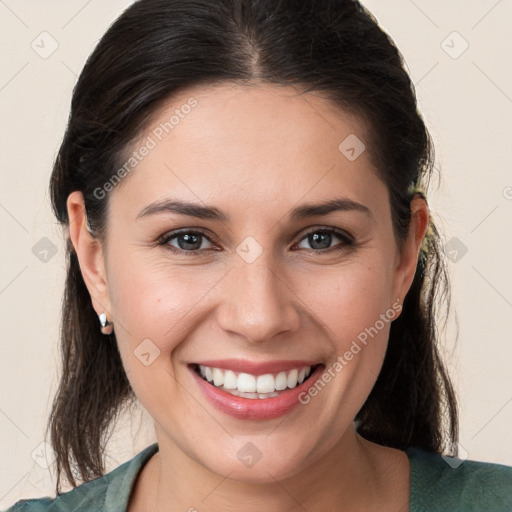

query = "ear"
[
  {"left": 391, "top": 194, "right": 430, "bottom": 312},
  {"left": 66, "top": 191, "right": 112, "bottom": 320}
]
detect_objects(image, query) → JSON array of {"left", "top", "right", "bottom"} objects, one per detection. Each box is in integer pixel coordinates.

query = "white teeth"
[
  {"left": 287, "top": 369, "right": 298, "bottom": 388},
  {"left": 212, "top": 368, "right": 224, "bottom": 387},
  {"left": 223, "top": 370, "right": 238, "bottom": 389},
  {"left": 197, "top": 364, "right": 315, "bottom": 396},
  {"left": 275, "top": 371, "right": 288, "bottom": 390},
  {"left": 214, "top": 387, "right": 280, "bottom": 399},
  {"left": 238, "top": 373, "right": 257, "bottom": 393},
  {"left": 256, "top": 374, "right": 275, "bottom": 393}
]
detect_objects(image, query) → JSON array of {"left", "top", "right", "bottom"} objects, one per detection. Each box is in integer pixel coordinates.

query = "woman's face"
[{"left": 70, "top": 83, "right": 426, "bottom": 482}]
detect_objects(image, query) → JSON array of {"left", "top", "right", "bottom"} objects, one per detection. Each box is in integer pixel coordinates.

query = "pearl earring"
[{"left": 99, "top": 313, "right": 113, "bottom": 335}]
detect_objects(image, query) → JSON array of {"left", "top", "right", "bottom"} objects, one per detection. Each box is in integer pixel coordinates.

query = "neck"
[{"left": 133, "top": 425, "right": 408, "bottom": 512}]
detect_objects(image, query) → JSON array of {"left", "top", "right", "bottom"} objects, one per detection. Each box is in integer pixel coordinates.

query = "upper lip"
[{"left": 191, "top": 359, "right": 322, "bottom": 376}]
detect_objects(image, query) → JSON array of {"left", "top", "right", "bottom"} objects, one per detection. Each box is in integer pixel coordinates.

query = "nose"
[{"left": 216, "top": 255, "right": 301, "bottom": 344}]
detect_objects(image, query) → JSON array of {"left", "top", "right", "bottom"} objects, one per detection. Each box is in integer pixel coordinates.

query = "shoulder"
[
  {"left": 3, "top": 477, "right": 106, "bottom": 512},
  {"left": 3, "top": 443, "right": 159, "bottom": 512},
  {"left": 407, "top": 446, "right": 512, "bottom": 511}
]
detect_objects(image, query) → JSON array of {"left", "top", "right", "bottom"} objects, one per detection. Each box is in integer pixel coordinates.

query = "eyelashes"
[
  {"left": 157, "top": 226, "right": 355, "bottom": 256},
  {"left": 158, "top": 229, "right": 216, "bottom": 253},
  {"left": 293, "top": 227, "right": 354, "bottom": 252}
]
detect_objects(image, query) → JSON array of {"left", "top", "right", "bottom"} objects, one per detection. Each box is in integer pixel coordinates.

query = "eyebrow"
[{"left": 136, "top": 197, "right": 374, "bottom": 222}]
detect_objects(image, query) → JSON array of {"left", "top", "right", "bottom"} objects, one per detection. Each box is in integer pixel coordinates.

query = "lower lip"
[{"left": 189, "top": 364, "right": 325, "bottom": 420}]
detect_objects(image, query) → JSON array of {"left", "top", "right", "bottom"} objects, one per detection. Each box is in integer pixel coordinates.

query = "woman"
[{"left": 6, "top": 0, "right": 512, "bottom": 511}]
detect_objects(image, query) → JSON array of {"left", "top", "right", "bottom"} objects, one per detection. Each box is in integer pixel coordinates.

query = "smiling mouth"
[{"left": 191, "top": 363, "right": 323, "bottom": 399}]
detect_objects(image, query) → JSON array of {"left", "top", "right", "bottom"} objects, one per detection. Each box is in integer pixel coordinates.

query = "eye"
[
  {"left": 158, "top": 229, "right": 216, "bottom": 253},
  {"left": 157, "top": 227, "right": 354, "bottom": 255},
  {"left": 294, "top": 227, "right": 354, "bottom": 252}
]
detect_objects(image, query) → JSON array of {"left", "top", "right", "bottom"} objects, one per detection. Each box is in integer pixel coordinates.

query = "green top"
[{"left": 4, "top": 443, "right": 512, "bottom": 511}]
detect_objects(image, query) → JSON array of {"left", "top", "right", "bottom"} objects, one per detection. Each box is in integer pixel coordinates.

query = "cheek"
[
  {"left": 110, "top": 244, "right": 395, "bottom": 355},
  {"left": 298, "top": 262, "right": 396, "bottom": 412},
  {"left": 108, "top": 256, "right": 225, "bottom": 354},
  {"left": 294, "top": 257, "right": 395, "bottom": 349},
  {"left": 107, "top": 261, "right": 204, "bottom": 413}
]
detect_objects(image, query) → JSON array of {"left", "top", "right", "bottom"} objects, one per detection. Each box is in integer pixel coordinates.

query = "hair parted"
[{"left": 47, "top": 0, "right": 458, "bottom": 495}]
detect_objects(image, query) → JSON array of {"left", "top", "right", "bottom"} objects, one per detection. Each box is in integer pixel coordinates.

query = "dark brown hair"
[{"left": 47, "top": 0, "right": 458, "bottom": 494}]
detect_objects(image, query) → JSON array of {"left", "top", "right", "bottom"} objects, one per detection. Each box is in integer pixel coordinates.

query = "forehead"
[{"left": 108, "top": 82, "right": 387, "bottom": 219}]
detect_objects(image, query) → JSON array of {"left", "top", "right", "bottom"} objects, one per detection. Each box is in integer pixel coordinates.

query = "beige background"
[{"left": 1, "top": 0, "right": 511, "bottom": 506}]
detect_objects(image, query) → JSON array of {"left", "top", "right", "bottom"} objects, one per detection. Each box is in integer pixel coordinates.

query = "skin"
[{"left": 67, "top": 82, "right": 429, "bottom": 512}]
